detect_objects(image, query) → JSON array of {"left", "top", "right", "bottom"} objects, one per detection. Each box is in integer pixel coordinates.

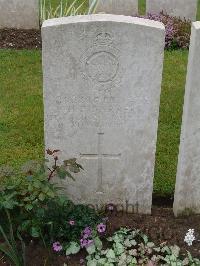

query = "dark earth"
[
  {"left": 0, "top": 29, "right": 200, "bottom": 265},
  {"left": 1, "top": 205, "right": 200, "bottom": 266},
  {"left": 0, "top": 29, "right": 41, "bottom": 49}
]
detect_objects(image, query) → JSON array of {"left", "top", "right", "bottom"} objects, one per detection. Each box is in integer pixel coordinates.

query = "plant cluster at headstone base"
[
  {"left": 63, "top": 228, "right": 200, "bottom": 266},
  {"left": 0, "top": 149, "right": 100, "bottom": 244},
  {"left": 38, "top": 196, "right": 102, "bottom": 243},
  {"left": 140, "top": 12, "right": 191, "bottom": 49},
  {"left": 0, "top": 210, "right": 26, "bottom": 266}
]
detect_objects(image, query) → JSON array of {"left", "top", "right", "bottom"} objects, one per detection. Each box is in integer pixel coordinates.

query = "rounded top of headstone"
[{"left": 42, "top": 14, "right": 165, "bottom": 31}]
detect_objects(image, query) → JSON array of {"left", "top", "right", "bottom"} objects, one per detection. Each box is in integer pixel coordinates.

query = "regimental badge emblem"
[{"left": 80, "top": 31, "right": 120, "bottom": 83}]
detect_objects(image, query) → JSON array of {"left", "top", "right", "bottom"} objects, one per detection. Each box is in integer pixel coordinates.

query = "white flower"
[{"left": 184, "top": 229, "right": 195, "bottom": 246}]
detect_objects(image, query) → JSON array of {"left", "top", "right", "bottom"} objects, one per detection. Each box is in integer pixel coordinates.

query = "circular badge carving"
[
  {"left": 80, "top": 32, "right": 120, "bottom": 84},
  {"left": 85, "top": 51, "right": 119, "bottom": 83}
]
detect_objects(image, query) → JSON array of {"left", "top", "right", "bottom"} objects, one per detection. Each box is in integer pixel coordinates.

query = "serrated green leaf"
[
  {"left": 94, "top": 237, "right": 103, "bottom": 251},
  {"left": 25, "top": 204, "right": 33, "bottom": 211},
  {"left": 39, "top": 193, "right": 45, "bottom": 201},
  {"left": 86, "top": 244, "right": 96, "bottom": 255},
  {"left": 147, "top": 242, "right": 155, "bottom": 248},
  {"left": 33, "top": 180, "right": 41, "bottom": 189},
  {"left": 66, "top": 241, "right": 80, "bottom": 255},
  {"left": 106, "top": 249, "right": 116, "bottom": 259},
  {"left": 56, "top": 166, "right": 67, "bottom": 179},
  {"left": 31, "top": 227, "right": 40, "bottom": 238},
  {"left": 46, "top": 190, "right": 55, "bottom": 198}
]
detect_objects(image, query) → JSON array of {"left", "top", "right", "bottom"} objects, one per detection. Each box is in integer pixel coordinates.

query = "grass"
[
  {"left": 154, "top": 50, "right": 188, "bottom": 196},
  {"left": 0, "top": 51, "right": 43, "bottom": 168},
  {"left": 1, "top": 1, "right": 200, "bottom": 196}
]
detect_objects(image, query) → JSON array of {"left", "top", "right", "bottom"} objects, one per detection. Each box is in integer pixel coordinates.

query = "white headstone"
[
  {"left": 173, "top": 22, "right": 200, "bottom": 216},
  {"left": 146, "top": 0, "right": 197, "bottom": 21},
  {"left": 42, "top": 14, "right": 165, "bottom": 214},
  {"left": 90, "top": 0, "right": 138, "bottom": 16},
  {"left": 0, "top": 0, "right": 39, "bottom": 29}
]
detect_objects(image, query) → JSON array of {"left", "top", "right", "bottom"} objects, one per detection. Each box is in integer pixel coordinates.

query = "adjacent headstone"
[
  {"left": 42, "top": 14, "right": 165, "bottom": 214},
  {"left": 146, "top": 0, "right": 197, "bottom": 21},
  {"left": 173, "top": 22, "right": 200, "bottom": 216},
  {"left": 0, "top": 0, "right": 39, "bottom": 29},
  {"left": 90, "top": 0, "right": 138, "bottom": 16}
]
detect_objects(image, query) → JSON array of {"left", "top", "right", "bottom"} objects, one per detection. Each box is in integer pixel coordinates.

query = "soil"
[
  {"left": 0, "top": 29, "right": 41, "bottom": 49},
  {"left": 0, "top": 206, "right": 200, "bottom": 266}
]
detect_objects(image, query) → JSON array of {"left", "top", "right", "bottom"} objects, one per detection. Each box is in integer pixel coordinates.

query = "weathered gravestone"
[
  {"left": 90, "top": 0, "right": 138, "bottom": 16},
  {"left": 173, "top": 22, "right": 200, "bottom": 216},
  {"left": 146, "top": 0, "right": 197, "bottom": 21},
  {"left": 42, "top": 14, "right": 165, "bottom": 214},
  {"left": 0, "top": 0, "right": 39, "bottom": 29}
]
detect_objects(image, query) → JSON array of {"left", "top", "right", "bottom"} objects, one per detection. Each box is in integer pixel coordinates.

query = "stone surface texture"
[
  {"left": 42, "top": 14, "right": 165, "bottom": 214},
  {"left": 0, "top": 0, "right": 39, "bottom": 29},
  {"left": 146, "top": 0, "right": 197, "bottom": 21},
  {"left": 173, "top": 22, "right": 200, "bottom": 216},
  {"left": 90, "top": 0, "right": 138, "bottom": 16}
]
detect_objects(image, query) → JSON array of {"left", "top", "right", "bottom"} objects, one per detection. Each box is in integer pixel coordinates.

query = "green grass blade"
[
  {"left": 88, "top": 0, "right": 98, "bottom": 14},
  {"left": 65, "top": 0, "right": 79, "bottom": 16}
]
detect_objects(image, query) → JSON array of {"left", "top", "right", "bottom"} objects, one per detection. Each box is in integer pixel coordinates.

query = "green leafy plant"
[
  {"left": 65, "top": 227, "right": 200, "bottom": 266},
  {"left": 0, "top": 148, "right": 101, "bottom": 249},
  {"left": 0, "top": 149, "right": 83, "bottom": 238},
  {"left": 0, "top": 149, "right": 82, "bottom": 210},
  {"left": 32, "top": 195, "right": 101, "bottom": 243},
  {"left": 0, "top": 210, "right": 26, "bottom": 266}
]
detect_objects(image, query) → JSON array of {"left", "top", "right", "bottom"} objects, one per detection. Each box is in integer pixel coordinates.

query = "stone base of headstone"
[{"left": 0, "top": 0, "right": 39, "bottom": 29}]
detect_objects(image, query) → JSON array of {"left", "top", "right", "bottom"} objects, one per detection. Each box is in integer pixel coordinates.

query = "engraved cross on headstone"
[{"left": 80, "top": 133, "right": 121, "bottom": 193}]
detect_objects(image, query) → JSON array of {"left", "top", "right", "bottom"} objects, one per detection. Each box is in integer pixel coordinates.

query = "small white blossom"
[{"left": 184, "top": 229, "right": 195, "bottom": 246}]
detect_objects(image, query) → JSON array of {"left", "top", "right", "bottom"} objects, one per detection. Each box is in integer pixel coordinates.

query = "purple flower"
[
  {"left": 53, "top": 242, "right": 62, "bottom": 252},
  {"left": 97, "top": 223, "right": 106, "bottom": 233},
  {"left": 80, "top": 238, "right": 88, "bottom": 248},
  {"left": 137, "top": 12, "right": 191, "bottom": 49},
  {"left": 82, "top": 233, "right": 90, "bottom": 239},
  {"left": 80, "top": 238, "right": 94, "bottom": 248},
  {"left": 69, "top": 220, "right": 75, "bottom": 226},
  {"left": 80, "top": 258, "right": 85, "bottom": 265},
  {"left": 82, "top": 227, "right": 92, "bottom": 238}
]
